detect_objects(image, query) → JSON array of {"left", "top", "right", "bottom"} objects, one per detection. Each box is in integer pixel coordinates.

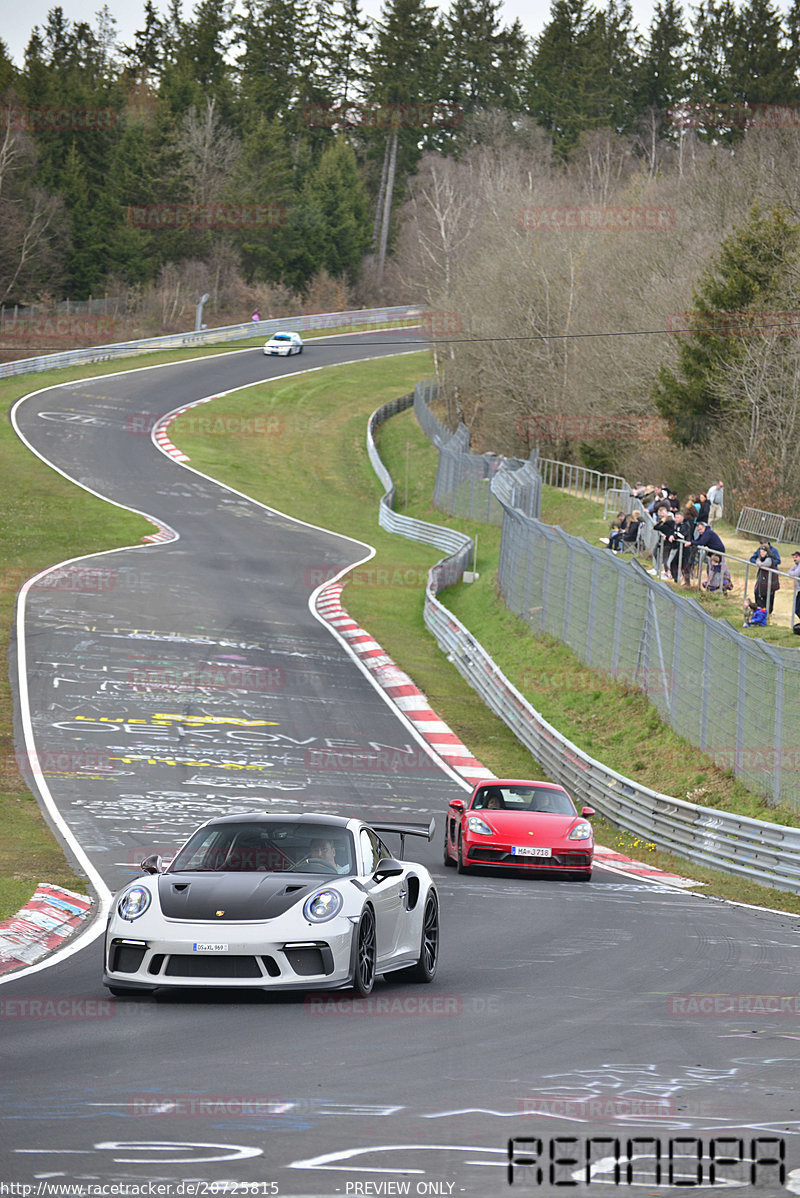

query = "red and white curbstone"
[
  {"left": 316, "top": 583, "right": 495, "bottom": 788},
  {"left": 0, "top": 884, "right": 92, "bottom": 975}
]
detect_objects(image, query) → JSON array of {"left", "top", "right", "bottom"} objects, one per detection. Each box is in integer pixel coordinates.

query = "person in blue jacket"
[{"left": 693, "top": 522, "right": 726, "bottom": 553}]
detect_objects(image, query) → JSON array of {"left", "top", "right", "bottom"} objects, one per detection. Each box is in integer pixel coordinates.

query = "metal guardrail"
[
  {"left": 0, "top": 305, "right": 422, "bottom": 380},
  {"left": 367, "top": 395, "right": 473, "bottom": 579},
  {"left": 362, "top": 380, "right": 800, "bottom": 896},
  {"left": 737, "top": 505, "right": 800, "bottom": 545}
]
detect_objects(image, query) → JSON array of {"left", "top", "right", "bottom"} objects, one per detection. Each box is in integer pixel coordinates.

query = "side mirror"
[
  {"left": 449, "top": 798, "right": 466, "bottom": 814},
  {"left": 581, "top": 807, "right": 595, "bottom": 818},
  {"left": 141, "top": 854, "right": 165, "bottom": 875},
  {"left": 373, "top": 857, "right": 404, "bottom": 881}
]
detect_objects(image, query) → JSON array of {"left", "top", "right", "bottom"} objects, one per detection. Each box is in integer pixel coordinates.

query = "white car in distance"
[{"left": 263, "top": 331, "right": 303, "bottom": 356}]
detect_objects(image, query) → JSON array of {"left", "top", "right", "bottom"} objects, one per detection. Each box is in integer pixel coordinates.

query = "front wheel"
[
  {"left": 443, "top": 830, "right": 455, "bottom": 867},
  {"left": 404, "top": 892, "right": 439, "bottom": 983},
  {"left": 352, "top": 907, "right": 377, "bottom": 996}
]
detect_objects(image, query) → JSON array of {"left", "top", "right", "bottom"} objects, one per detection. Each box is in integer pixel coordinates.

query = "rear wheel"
[
  {"left": 352, "top": 907, "right": 376, "bottom": 996},
  {"left": 406, "top": 892, "right": 439, "bottom": 982}
]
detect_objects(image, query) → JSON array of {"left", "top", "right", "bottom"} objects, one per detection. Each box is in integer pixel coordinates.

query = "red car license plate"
[{"left": 511, "top": 846, "right": 552, "bottom": 857}]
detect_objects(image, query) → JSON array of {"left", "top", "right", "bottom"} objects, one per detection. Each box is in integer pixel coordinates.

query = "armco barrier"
[
  {"left": 0, "top": 305, "right": 422, "bottom": 379},
  {"left": 363, "top": 380, "right": 800, "bottom": 896}
]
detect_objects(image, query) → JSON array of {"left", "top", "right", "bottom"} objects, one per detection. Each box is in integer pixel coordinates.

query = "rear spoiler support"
[{"left": 370, "top": 817, "right": 435, "bottom": 859}]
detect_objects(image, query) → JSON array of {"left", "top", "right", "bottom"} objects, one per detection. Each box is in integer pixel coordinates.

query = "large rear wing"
[{"left": 370, "top": 817, "right": 435, "bottom": 858}]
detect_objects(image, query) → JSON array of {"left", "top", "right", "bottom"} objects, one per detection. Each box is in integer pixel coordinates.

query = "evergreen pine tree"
[{"left": 652, "top": 203, "right": 800, "bottom": 444}]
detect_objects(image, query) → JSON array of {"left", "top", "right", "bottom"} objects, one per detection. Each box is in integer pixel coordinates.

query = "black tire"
[
  {"left": 574, "top": 871, "right": 592, "bottom": 882},
  {"left": 456, "top": 830, "right": 470, "bottom": 874},
  {"left": 352, "top": 907, "right": 377, "bottom": 996},
  {"left": 443, "top": 830, "right": 455, "bottom": 867},
  {"left": 410, "top": 892, "right": 439, "bottom": 982},
  {"left": 298, "top": 344, "right": 303, "bottom": 354}
]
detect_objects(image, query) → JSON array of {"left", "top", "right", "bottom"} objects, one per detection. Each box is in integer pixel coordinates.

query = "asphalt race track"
[{"left": 2, "top": 331, "right": 800, "bottom": 1197}]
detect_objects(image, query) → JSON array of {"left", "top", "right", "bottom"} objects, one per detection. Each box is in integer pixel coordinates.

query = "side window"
[
  {"left": 360, "top": 829, "right": 377, "bottom": 874},
  {"left": 360, "top": 829, "right": 389, "bottom": 873}
]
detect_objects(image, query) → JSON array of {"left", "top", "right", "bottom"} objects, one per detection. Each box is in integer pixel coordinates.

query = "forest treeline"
[{"left": 4, "top": 0, "right": 800, "bottom": 510}]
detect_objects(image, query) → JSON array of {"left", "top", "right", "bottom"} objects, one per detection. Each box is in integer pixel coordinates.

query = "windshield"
[
  {"left": 169, "top": 821, "right": 355, "bottom": 874},
  {"left": 272, "top": 333, "right": 291, "bottom": 341},
  {"left": 471, "top": 785, "right": 576, "bottom": 815}
]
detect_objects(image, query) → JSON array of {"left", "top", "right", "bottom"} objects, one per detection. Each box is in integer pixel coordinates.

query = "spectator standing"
[
  {"left": 693, "top": 521, "right": 725, "bottom": 587},
  {"left": 750, "top": 539, "right": 782, "bottom": 567},
  {"left": 666, "top": 512, "right": 690, "bottom": 581},
  {"left": 696, "top": 492, "right": 711, "bottom": 524},
  {"left": 753, "top": 545, "right": 779, "bottom": 614},
  {"left": 707, "top": 481, "right": 724, "bottom": 526},
  {"left": 652, "top": 506, "right": 675, "bottom": 577},
  {"left": 693, "top": 522, "right": 725, "bottom": 553},
  {"left": 788, "top": 550, "right": 800, "bottom": 625}
]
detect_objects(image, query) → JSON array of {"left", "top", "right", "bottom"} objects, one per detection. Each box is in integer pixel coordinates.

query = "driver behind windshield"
[{"left": 309, "top": 837, "right": 351, "bottom": 874}]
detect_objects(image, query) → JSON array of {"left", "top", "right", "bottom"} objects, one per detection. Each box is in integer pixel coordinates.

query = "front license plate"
[
  {"left": 194, "top": 943, "right": 229, "bottom": 952},
  {"left": 511, "top": 846, "right": 552, "bottom": 858}
]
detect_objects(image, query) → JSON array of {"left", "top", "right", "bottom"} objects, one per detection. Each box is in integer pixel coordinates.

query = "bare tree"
[{"left": 178, "top": 98, "right": 240, "bottom": 206}]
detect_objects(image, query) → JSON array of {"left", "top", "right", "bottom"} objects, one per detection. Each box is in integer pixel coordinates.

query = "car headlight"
[
  {"left": 568, "top": 822, "right": 592, "bottom": 840},
  {"left": 303, "top": 889, "right": 343, "bottom": 923},
  {"left": 117, "top": 885, "right": 151, "bottom": 921},
  {"left": 467, "top": 816, "right": 493, "bottom": 835}
]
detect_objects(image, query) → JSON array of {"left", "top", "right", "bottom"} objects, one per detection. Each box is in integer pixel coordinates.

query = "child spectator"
[{"left": 703, "top": 554, "right": 732, "bottom": 594}]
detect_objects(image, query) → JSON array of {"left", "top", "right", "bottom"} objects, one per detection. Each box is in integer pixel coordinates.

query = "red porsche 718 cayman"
[{"left": 443, "top": 779, "right": 594, "bottom": 880}]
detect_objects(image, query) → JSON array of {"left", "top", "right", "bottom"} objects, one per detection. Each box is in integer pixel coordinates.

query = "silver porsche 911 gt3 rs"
[{"left": 103, "top": 812, "right": 438, "bottom": 997}]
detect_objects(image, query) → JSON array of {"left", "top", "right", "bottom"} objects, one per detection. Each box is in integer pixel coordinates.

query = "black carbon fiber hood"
[{"left": 157, "top": 873, "right": 321, "bottom": 921}]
